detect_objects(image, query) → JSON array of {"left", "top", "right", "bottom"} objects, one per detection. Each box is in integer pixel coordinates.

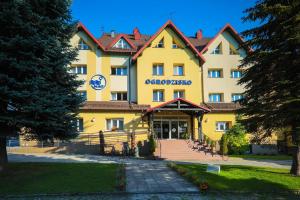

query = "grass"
[
  {"left": 168, "top": 163, "right": 300, "bottom": 194},
  {"left": 229, "top": 154, "right": 292, "bottom": 160},
  {"left": 0, "top": 162, "right": 119, "bottom": 195}
]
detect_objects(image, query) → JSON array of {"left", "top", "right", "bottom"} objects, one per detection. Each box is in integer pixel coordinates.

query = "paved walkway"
[
  {"left": 8, "top": 152, "right": 291, "bottom": 169},
  {"left": 126, "top": 163, "right": 198, "bottom": 193}
]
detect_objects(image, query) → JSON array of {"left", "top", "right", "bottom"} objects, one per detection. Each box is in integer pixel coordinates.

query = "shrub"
[
  {"left": 225, "top": 122, "right": 250, "bottom": 155},
  {"left": 148, "top": 134, "right": 156, "bottom": 155},
  {"left": 220, "top": 134, "right": 229, "bottom": 155}
]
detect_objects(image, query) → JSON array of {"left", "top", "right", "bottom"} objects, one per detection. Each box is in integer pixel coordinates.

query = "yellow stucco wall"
[
  {"left": 202, "top": 112, "right": 237, "bottom": 140},
  {"left": 136, "top": 27, "right": 202, "bottom": 107}
]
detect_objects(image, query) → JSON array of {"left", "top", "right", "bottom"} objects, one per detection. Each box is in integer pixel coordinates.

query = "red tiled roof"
[
  {"left": 80, "top": 101, "right": 150, "bottom": 111},
  {"left": 204, "top": 102, "right": 241, "bottom": 112}
]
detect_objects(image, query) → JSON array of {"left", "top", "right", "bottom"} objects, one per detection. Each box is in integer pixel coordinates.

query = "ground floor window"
[
  {"left": 77, "top": 118, "right": 84, "bottom": 132},
  {"left": 216, "top": 121, "right": 230, "bottom": 131},
  {"left": 106, "top": 118, "right": 124, "bottom": 131}
]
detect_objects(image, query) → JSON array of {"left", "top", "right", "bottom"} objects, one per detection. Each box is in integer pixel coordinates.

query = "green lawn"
[
  {"left": 169, "top": 163, "right": 300, "bottom": 193},
  {"left": 0, "top": 163, "right": 119, "bottom": 195},
  {"left": 229, "top": 154, "right": 292, "bottom": 160}
]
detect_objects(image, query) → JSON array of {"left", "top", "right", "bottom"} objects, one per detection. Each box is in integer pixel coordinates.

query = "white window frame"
[
  {"left": 174, "top": 90, "right": 185, "bottom": 99},
  {"left": 231, "top": 70, "right": 242, "bottom": 78},
  {"left": 208, "top": 69, "right": 222, "bottom": 78},
  {"left": 106, "top": 118, "right": 124, "bottom": 131},
  {"left": 209, "top": 93, "right": 223, "bottom": 102},
  {"left": 153, "top": 90, "right": 164, "bottom": 102},
  {"left": 173, "top": 65, "right": 184, "bottom": 76},
  {"left": 212, "top": 43, "right": 222, "bottom": 54},
  {"left": 232, "top": 94, "right": 243, "bottom": 102},
  {"left": 77, "top": 118, "right": 84, "bottom": 132},
  {"left": 111, "top": 66, "right": 127, "bottom": 76},
  {"left": 152, "top": 64, "right": 164, "bottom": 76},
  {"left": 113, "top": 38, "right": 130, "bottom": 49},
  {"left": 78, "top": 40, "right": 90, "bottom": 50},
  {"left": 216, "top": 122, "right": 230, "bottom": 131},
  {"left": 111, "top": 92, "right": 127, "bottom": 101},
  {"left": 70, "top": 66, "right": 87, "bottom": 74}
]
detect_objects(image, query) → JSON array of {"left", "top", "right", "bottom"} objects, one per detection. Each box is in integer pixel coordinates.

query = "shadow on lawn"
[{"left": 176, "top": 164, "right": 300, "bottom": 197}]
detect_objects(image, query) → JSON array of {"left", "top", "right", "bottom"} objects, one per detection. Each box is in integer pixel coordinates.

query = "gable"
[
  {"left": 71, "top": 31, "right": 97, "bottom": 51},
  {"left": 113, "top": 38, "right": 131, "bottom": 49}
]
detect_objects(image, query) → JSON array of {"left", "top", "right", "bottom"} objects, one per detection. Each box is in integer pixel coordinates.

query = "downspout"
[{"left": 128, "top": 54, "right": 132, "bottom": 104}]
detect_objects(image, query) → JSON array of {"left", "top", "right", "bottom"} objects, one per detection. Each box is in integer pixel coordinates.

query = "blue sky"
[{"left": 71, "top": 0, "right": 257, "bottom": 38}]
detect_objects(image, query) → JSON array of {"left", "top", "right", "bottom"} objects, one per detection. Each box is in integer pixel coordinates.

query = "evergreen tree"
[
  {"left": 0, "top": 0, "right": 83, "bottom": 167},
  {"left": 239, "top": 0, "right": 300, "bottom": 175}
]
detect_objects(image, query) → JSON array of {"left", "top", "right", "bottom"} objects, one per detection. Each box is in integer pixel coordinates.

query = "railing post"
[{"left": 99, "top": 131, "right": 105, "bottom": 155}]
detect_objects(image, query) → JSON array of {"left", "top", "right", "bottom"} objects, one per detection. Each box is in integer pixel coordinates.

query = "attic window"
[
  {"left": 155, "top": 38, "right": 164, "bottom": 48},
  {"left": 113, "top": 38, "right": 131, "bottom": 49},
  {"left": 78, "top": 39, "right": 90, "bottom": 50},
  {"left": 229, "top": 44, "right": 239, "bottom": 55},
  {"left": 172, "top": 39, "right": 181, "bottom": 49},
  {"left": 212, "top": 43, "right": 222, "bottom": 54}
]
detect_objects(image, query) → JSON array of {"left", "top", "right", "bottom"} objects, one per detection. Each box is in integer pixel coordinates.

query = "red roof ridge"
[
  {"left": 132, "top": 20, "right": 206, "bottom": 63},
  {"left": 77, "top": 22, "right": 105, "bottom": 50},
  {"left": 199, "top": 23, "right": 250, "bottom": 55},
  {"left": 106, "top": 33, "right": 137, "bottom": 50}
]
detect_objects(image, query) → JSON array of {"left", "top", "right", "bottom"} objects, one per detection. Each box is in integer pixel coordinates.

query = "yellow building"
[{"left": 70, "top": 20, "right": 248, "bottom": 146}]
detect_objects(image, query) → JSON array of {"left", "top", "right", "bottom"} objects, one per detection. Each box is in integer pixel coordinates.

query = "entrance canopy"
[{"left": 146, "top": 98, "right": 210, "bottom": 114}]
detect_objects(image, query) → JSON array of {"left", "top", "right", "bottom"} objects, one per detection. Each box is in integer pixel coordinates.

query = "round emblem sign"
[{"left": 89, "top": 74, "right": 106, "bottom": 90}]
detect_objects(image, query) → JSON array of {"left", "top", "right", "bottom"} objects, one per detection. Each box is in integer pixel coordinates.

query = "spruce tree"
[
  {"left": 239, "top": 0, "right": 300, "bottom": 175},
  {"left": 0, "top": 0, "right": 83, "bottom": 167}
]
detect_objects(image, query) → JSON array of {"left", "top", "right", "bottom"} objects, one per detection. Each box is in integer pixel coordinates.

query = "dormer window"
[
  {"left": 230, "top": 44, "right": 239, "bottom": 55},
  {"left": 156, "top": 38, "right": 164, "bottom": 48},
  {"left": 113, "top": 38, "right": 130, "bottom": 49},
  {"left": 78, "top": 39, "right": 90, "bottom": 50},
  {"left": 212, "top": 43, "right": 222, "bottom": 54}
]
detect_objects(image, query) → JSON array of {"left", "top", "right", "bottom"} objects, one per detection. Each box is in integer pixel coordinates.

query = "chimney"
[
  {"left": 133, "top": 27, "right": 141, "bottom": 40},
  {"left": 196, "top": 29, "right": 203, "bottom": 40},
  {"left": 111, "top": 30, "right": 115, "bottom": 38}
]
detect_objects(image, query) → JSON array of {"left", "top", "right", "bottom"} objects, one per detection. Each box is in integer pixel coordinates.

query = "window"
[
  {"left": 173, "top": 65, "right": 184, "bottom": 76},
  {"left": 106, "top": 119, "right": 124, "bottom": 131},
  {"left": 172, "top": 39, "right": 181, "bottom": 49},
  {"left": 111, "top": 92, "right": 127, "bottom": 101},
  {"left": 113, "top": 38, "right": 131, "bottom": 49},
  {"left": 212, "top": 43, "right": 222, "bottom": 54},
  {"left": 77, "top": 118, "right": 84, "bottom": 132},
  {"left": 208, "top": 69, "right": 222, "bottom": 78},
  {"left": 111, "top": 66, "right": 127, "bottom": 75},
  {"left": 78, "top": 91, "right": 87, "bottom": 101},
  {"left": 231, "top": 70, "right": 242, "bottom": 78},
  {"left": 153, "top": 90, "right": 164, "bottom": 102},
  {"left": 174, "top": 90, "right": 185, "bottom": 99},
  {"left": 70, "top": 65, "right": 87, "bottom": 74},
  {"left": 216, "top": 122, "right": 230, "bottom": 131},
  {"left": 152, "top": 64, "right": 164, "bottom": 76},
  {"left": 230, "top": 44, "right": 239, "bottom": 55},
  {"left": 78, "top": 40, "right": 90, "bottom": 50},
  {"left": 232, "top": 93, "right": 243, "bottom": 102},
  {"left": 209, "top": 93, "right": 223, "bottom": 102},
  {"left": 155, "top": 38, "right": 164, "bottom": 48}
]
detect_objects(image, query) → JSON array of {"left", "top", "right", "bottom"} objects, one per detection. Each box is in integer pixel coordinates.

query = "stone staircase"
[{"left": 154, "top": 139, "right": 223, "bottom": 161}]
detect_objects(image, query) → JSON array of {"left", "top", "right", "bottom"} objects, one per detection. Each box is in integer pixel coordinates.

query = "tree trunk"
[
  {"left": 0, "top": 136, "right": 8, "bottom": 171},
  {"left": 290, "top": 144, "right": 300, "bottom": 176}
]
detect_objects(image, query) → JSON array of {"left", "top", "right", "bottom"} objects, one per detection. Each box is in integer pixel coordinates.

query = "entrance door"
[
  {"left": 171, "top": 121, "right": 178, "bottom": 139},
  {"left": 162, "top": 121, "right": 170, "bottom": 139},
  {"left": 153, "top": 121, "right": 162, "bottom": 139}
]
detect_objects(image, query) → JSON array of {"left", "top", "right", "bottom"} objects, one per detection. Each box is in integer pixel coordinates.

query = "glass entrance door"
[
  {"left": 162, "top": 121, "right": 170, "bottom": 139},
  {"left": 171, "top": 121, "right": 178, "bottom": 139}
]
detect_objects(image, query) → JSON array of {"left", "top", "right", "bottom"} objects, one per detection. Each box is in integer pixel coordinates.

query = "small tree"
[
  {"left": 225, "top": 123, "right": 250, "bottom": 155},
  {"left": 220, "top": 135, "right": 229, "bottom": 155},
  {"left": 148, "top": 134, "right": 156, "bottom": 156}
]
